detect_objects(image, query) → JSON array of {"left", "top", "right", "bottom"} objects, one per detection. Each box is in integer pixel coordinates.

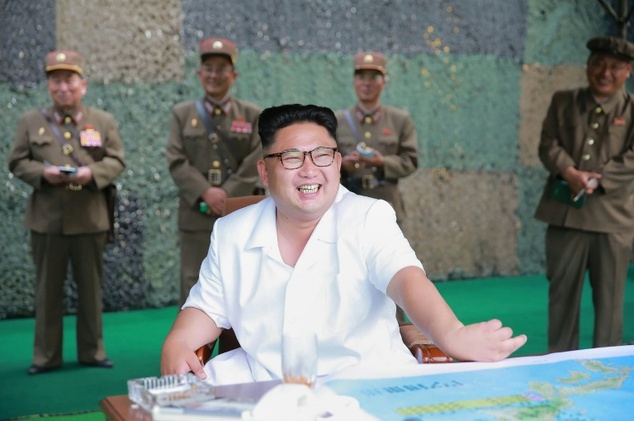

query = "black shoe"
[
  {"left": 80, "top": 358, "right": 114, "bottom": 368},
  {"left": 28, "top": 364, "right": 60, "bottom": 375}
]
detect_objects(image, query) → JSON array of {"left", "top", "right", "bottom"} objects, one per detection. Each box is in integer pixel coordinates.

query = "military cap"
[
  {"left": 587, "top": 36, "right": 634, "bottom": 62},
  {"left": 354, "top": 52, "right": 387, "bottom": 75},
  {"left": 45, "top": 50, "right": 84, "bottom": 76},
  {"left": 199, "top": 37, "right": 238, "bottom": 65}
]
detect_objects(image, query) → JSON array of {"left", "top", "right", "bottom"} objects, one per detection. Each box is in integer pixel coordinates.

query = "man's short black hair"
[{"left": 258, "top": 104, "right": 338, "bottom": 149}]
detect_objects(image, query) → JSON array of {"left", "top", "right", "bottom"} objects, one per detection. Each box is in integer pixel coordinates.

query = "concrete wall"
[{"left": 0, "top": 0, "right": 618, "bottom": 317}]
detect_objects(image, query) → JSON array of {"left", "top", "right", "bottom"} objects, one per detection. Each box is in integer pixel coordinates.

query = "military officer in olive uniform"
[
  {"left": 335, "top": 52, "right": 418, "bottom": 224},
  {"left": 167, "top": 37, "right": 262, "bottom": 305},
  {"left": 335, "top": 52, "right": 419, "bottom": 322},
  {"left": 8, "top": 51, "right": 125, "bottom": 374},
  {"left": 534, "top": 36, "right": 634, "bottom": 352}
]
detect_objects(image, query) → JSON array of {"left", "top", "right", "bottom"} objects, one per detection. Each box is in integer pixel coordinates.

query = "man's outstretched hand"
[{"left": 441, "top": 319, "right": 528, "bottom": 362}]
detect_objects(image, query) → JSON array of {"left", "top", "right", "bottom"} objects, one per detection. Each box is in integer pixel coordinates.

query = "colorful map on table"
[{"left": 325, "top": 355, "right": 634, "bottom": 421}]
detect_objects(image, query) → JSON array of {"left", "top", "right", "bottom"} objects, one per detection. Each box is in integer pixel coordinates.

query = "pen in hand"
[{"left": 573, "top": 178, "right": 598, "bottom": 202}]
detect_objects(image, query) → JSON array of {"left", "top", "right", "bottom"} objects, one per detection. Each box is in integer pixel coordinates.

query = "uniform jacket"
[
  {"left": 335, "top": 105, "right": 418, "bottom": 221},
  {"left": 8, "top": 106, "right": 125, "bottom": 235},
  {"left": 167, "top": 97, "right": 262, "bottom": 231},
  {"left": 534, "top": 88, "right": 634, "bottom": 233}
]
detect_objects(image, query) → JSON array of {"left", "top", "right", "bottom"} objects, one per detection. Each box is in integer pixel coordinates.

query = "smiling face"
[
  {"left": 354, "top": 70, "right": 385, "bottom": 108},
  {"left": 258, "top": 122, "right": 342, "bottom": 224},
  {"left": 47, "top": 70, "right": 87, "bottom": 110},
  {"left": 197, "top": 55, "right": 237, "bottom": 100},
  {"left": 586, "top": 54, "right": 632, "bottom": 100}
]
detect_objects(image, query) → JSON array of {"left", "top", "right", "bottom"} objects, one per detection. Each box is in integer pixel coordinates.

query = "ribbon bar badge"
[
  {"left": 614, "top": 117, "right": 626, "bottom": 126},
  {"left": 230, "top": 121, "right": 252, "bottom": 134},
  {"left": 80, "top": 128, "right": 102, "bottom": 147}
]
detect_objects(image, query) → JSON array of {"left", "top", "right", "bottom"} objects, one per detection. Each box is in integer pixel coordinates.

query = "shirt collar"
[
  {"left": 583, "top": 87, "right": 627, "bottom": 115},
  {"left": 248, "top": 189, "right": 343, "bottom": 252},
  {"left": 204, "top": 95, "right": 232, "bottom": 116},
  {"left": 355, "top": 104, "right": 382, "bottom": 124},
  {"left": 53, "top": 107, "right": 84, "bottom": 125}
]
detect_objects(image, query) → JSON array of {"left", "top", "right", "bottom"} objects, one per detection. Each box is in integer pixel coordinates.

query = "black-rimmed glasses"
[{"left": 263, "top": 146, "right": 338, "bottom": 170}]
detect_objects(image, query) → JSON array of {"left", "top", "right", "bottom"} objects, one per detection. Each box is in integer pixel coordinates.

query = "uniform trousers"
[
  {"left": 179, "top": 229, "right": 211, "bottom": 306},
  {"left": 546, "top": 225, "right": 632, "bottom": 352},
  {"left": 31, "top": 231, "right": 108, "bottom": 367}
]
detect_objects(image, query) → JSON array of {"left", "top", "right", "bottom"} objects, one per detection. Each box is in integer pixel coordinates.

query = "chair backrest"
[{"left": 222, "top": 195, "right": 266, "bottom": 216}]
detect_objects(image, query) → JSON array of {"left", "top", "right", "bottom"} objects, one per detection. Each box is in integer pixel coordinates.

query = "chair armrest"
[
  {"left": 399, "top": 324, "right": 453, "bottom": 364},
  {"left": 194, "top": 329, "right": 241, "bottom": 366},
  {"left": 195, "top": 342, "right": 216, "bottom": 366}
]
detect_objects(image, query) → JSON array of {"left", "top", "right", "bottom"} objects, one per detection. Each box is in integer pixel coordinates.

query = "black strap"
[
  {"left": 194, "top": 99, "right": 216, "bottom": 136},
  {"left": 343, "top": 109, "right": 362, "bottom": 143},
  {"left": 194, "top": 99, "right": 238, "bottom": 180},
  {"left": 40, "top": 108, "right": 85, "bottom": 167}
]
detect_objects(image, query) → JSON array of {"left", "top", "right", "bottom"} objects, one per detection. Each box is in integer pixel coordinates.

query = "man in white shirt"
[{"left": 161, "top": 104, "right": 527, "bottom": 384}]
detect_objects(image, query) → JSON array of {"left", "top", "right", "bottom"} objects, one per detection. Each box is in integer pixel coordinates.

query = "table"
[{"left": 101, "top": 395, "right": 141, "bottom": 421}]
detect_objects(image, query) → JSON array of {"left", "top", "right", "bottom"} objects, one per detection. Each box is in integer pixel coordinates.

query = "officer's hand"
[
  {"left": 342, "top": 152, "right": 362, "bottom": 172},
  {"left": 581, "top": 173, "right": 601, "bottom": 196},
  {"left": 359, "top": 149, "right": 384, "bottom": 168},
  {"left": 201, "top": 187, "right": 227, "bottom": 216},
  {"left": 562, "top": 166, "right": 601, "bottom": 196},
  {"left": 73, "top": 166, "right": 94, "bottom": 185},
  {"left": 43, "top": 165, "right": 67, "bottom": 185}
]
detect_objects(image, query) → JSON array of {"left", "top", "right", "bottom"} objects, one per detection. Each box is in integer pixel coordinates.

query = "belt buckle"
[
  {"left": 208, "top": 169, "right": 222, "bottom": 186},
  {"left": 66, "top": 183, "right": 83, "bottom": 191},
  {"left": 361, "top": 174, "right": 376, "bottom": 190}
]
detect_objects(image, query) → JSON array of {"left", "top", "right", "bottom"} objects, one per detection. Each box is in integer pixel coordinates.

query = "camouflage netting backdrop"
[{"left": 0, "top": 0, "right": 625, "bottom": 318}]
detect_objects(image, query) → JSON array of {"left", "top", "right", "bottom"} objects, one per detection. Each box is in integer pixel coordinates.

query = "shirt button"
[
  {"left": 591, "top": 122, "right": 599, "bottom": 129},
  {"left": 583, "top": 154, "right": 591, "bottom": 161},
  {"left": 587, "top": 138, "right": 595, "bottom": 145},
  {"left": 595, "top": 107, "right": 603, "bottom": 114}
]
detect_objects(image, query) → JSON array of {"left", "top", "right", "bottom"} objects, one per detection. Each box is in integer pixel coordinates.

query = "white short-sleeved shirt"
[{"left": 184, "top": 186, "right": 423, "bottom": 384}]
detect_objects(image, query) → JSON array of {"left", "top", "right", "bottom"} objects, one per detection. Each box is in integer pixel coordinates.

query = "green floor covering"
[{"left": 1, "top": 270, "right": 633, "bottom": 420}]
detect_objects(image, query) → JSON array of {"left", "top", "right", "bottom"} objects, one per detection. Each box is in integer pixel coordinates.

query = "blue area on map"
[{"left": 325, "top": 356, "right": 634, "bottom": 421}]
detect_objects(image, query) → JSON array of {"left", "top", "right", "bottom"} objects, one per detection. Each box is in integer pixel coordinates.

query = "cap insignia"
[
  {"left": 363, "top": 54, "right": 374, "bottom": 64},
  {"left": 213, "top": 41, "right": 223, "bottom": 50},
  {"left": 56, "top": 53, "right": 66, "bottom": 63}
]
